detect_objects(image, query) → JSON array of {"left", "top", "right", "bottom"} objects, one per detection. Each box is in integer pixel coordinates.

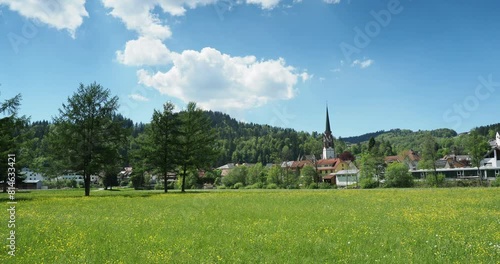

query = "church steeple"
[
  {"left": 325, "top": 106, "right": 332, "bottom": 134},
  {"left": 322, "top": 106, "right": 335, "bottom": 159}
]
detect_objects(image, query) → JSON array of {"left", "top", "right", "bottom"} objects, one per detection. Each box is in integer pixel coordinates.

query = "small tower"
[{"left": 322, "top": 106, "right": 335, "bottom": 159}]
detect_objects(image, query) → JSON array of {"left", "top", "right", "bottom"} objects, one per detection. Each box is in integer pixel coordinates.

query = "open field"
[{"left": 1, "top": 188, "right": 499, "bottom": 263}]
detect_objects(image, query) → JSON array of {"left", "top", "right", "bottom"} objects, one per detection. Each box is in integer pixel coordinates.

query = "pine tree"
[
  {"left": 50, "top": 82, "right": 128, "bottom": 196},
  {"left": 178, "top": 102, "right": 220, "bottom": 192},
  {"left": 149, "top": 102, "right": 180, "bottom": 192}
]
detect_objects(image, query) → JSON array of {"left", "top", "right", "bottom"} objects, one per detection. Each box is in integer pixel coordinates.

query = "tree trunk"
[
  {"left": 2, "top": 174, "right": 6, "bottom": 193},
  {"left": 181, "top": 165, "right": 187, "bottom": 193},
  {"left": 164, "top": 174, "right": 168, "bottom": 193},
  {"left": 478, "top": 167, "right": 482, "bottom": 186},
  {"left": 84, "top": 173, "right": 90, "bottom": 196},
  {"left": 433, "top": 164, "right": 438, "bottom": 187}
]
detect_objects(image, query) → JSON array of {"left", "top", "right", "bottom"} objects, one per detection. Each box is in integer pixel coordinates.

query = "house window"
[{"left": 457, "top": 171, "right": 463, "bottom": 177}]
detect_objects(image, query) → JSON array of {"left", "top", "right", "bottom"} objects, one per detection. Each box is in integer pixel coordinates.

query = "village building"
[{"left": 411, "top": 132, "right": 500, "bottom": 181}]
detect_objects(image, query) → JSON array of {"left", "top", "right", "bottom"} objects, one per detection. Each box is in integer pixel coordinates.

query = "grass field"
[{"left": 1, "top": 188, "right": 499, "bottom": 263}]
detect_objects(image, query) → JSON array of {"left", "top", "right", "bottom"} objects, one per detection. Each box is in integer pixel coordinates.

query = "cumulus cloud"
[
  {"left": 128, "top": 93, "right": 149, "bottom": 102},
  {"left": 108, "top": 0, "right": 307, "bottom": 111},
  {"left": 351, "top": 59, "right": 374, "bottom": 69},
  {"left": 137, "top": 47, "right": 307, "bottom": 111},
  {"left": 116, "top": 36, "right": 172, "bottom": 66},
  {"left": 0, "top": 0, "right": 88, "bottom": 38}
]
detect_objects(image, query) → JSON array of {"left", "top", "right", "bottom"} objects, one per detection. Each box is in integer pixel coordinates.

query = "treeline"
[
  {"left": 11, "top": 103, "right": 500, "bottom": 170},
  {"left": 3, "top": 83, "right": 500, "bottom": 194}
]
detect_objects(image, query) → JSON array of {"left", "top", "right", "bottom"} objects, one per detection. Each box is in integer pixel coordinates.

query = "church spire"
[
  {"left": 325, "top": 106, "right": 331, "bottom": 133},
  {"left": 322, "top": 106, "right": 335, "bottom": 159}
]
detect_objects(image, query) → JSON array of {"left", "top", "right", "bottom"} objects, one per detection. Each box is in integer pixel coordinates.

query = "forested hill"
[
  {"left": 204, "top": 110, "right": 324, "bottom": 166},
  {"left": 472, "top": 123, "right": 500, "bottom": 137},
  {"left": 340, "top": 130, "right": 387, "bottom": 144},
  {"left": 23, "top": 111, "right": 499, "bottom": 167}
]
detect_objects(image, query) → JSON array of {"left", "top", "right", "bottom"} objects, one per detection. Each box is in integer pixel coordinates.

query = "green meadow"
[{"left": 1, "top": 188, "right": 499, "bottom": 263}]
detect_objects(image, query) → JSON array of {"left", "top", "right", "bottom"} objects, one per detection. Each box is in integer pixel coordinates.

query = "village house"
[{"left": 411, "top": 132, "right": 500, "bottom": 181}]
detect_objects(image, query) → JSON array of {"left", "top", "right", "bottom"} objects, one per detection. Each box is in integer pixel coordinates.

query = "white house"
[
  {"left": 20, "top": 167, "right": 45, "bottom": 181},
  {"left": 58, "top": 172, "right": 99, "bottom": 184},
  {"left": 333, "top": 169, "right": 360, "bottom": 187},
  {"left": 481, "top": 132, "right": 500, "bottom": 168}
]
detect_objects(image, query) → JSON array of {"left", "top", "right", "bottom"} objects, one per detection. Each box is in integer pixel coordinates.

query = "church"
[
  {"left": 316, "top": 106, "right": 359, "bottom": 186},
  {"left": 322, "top": 106, "right": 335, "bottom": 159}
]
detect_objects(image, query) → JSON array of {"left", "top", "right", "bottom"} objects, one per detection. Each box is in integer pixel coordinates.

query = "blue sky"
[{"left": 1, "top": 0, "right": 499, "bottom": 137}]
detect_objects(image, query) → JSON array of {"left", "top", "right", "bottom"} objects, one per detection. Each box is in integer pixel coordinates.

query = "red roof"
[
  {"left": 290, "top": 160, "right": 313, "bottom": 169},
  {"left": 317, "top": 158, "right": 338, "bottom": 166},
  {"left": 385, "top": 156, "right": 400, "bottom": 163}
]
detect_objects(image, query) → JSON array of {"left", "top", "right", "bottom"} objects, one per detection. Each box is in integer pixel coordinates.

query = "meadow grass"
[{"left": 1, "top": 188, "right": 499, "bottom": 263}]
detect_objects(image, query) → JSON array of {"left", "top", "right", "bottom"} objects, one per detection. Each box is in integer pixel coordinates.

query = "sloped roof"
[
  {"left": 333, "top": 169, "right": 359, "bottom": 175},
  {"left": 290, "top": 160, "right": 313, "bottom": 169},
  {"left": 217, "top": 163, "right": 235, "bottom": 170},
  {"left": 385, "top": 156, "right": 400, "bottom": 163},
  {"left": 317, "top": 158, "right": 338, "bottom": 166}
]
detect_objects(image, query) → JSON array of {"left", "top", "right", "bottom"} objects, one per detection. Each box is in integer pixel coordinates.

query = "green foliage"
[
  {"left": 425, "top": 173, "right": 445, "bottom": 187},
  {"left": 245, "top": 182, "right": 264, "bottom": 189},
  {"left": 318, "top": 182, "right": 332, "bottom": 189},
  {"left": 384, "top": 163, "right": 414, "bottom": 188},
  {"left": 308, "top": 183, "right": 318, "bottom": 189},
  {"left": 222, "top": 166, "right": 248, "bottom": 187},
  {"left": 466, "top": 132, "right": 490, "bottom": 171},
  {"left": 42, "top": 179, "right": 77, "bottom": 189},
  {"left": 360, "top": 177, "right": 379, "bottom": 189},
  {"left": 266, "top": 165, "right": 282, "bottom": 186},
  {"left": 0, "top": 92, "right": 28, "bottom": 192},
  {"left": 49, "top": 82, "right": 128, "bottom": 196},
  {"left": 359, "top": 153, "right": 384, "bottom": 186},
  {"left": 233, "top": 182, "right": 244, "bottom": 189},
  {"left": 148, "top": 102, "right": 180, "bottom": 193},
  {"left": 266, "top": 183, "right": 278, "bottom": 189},
  {"left": 130, "top": 173, "right": 145, "bottom": 190},
  {"left": 491, "top": 177, "right": 500, "bottom": 187},
  {"left": 300, "top": 165, "right": 316, "bottom": 187},
  {"left": 247, "top": 163, "right": 266, "bottom": 185},
  {"left": 178, "top": 102, "right": 220, "bottom": 192}
]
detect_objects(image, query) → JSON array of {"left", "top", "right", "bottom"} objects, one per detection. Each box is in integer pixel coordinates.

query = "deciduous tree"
[
  {"left": 420, "top": 133, "right": 439, "bottom": 185},
  {"left": 466, "top": 131, "right": 489, "bottom": 185},
  {"left": 385, "top": 162, "right": 413, "bottom": 188}
]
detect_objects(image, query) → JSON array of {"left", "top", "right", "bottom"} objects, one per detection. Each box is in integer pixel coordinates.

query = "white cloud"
[
  {"left": 331, "top": 68, "right": 341, "bottom": 73},
  {"left": 300, "top": 72, "right": 312, "bottom": 82},
  {"left": 245, "top": 0, "right": 282, "bottom": 10},
  {"left": 323, "top": 0, "right": 341, "bottom": 4},
  {"left": 137, "top": 47, "right": 307, "bottom": 111},
  {"left": 129, "top": 93, "right": 149, "bottom": 102},
  {"left": 117, "top": 36, "right": 172, "bottom": 66},
  {"left": 102, "top": 0, "right": 170, "bottom": 40},
  {"left": 103, "top": 0, "right": 287, "bottom": 39},
  {"left": 351, "top": 59, "right": 374, "bottom": 69},
  {"left": 0, "top": 0, "right": 88, "bottom": 38},
  {"left": 108, "top": 0, "right": 308, "bottom": 111}
]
